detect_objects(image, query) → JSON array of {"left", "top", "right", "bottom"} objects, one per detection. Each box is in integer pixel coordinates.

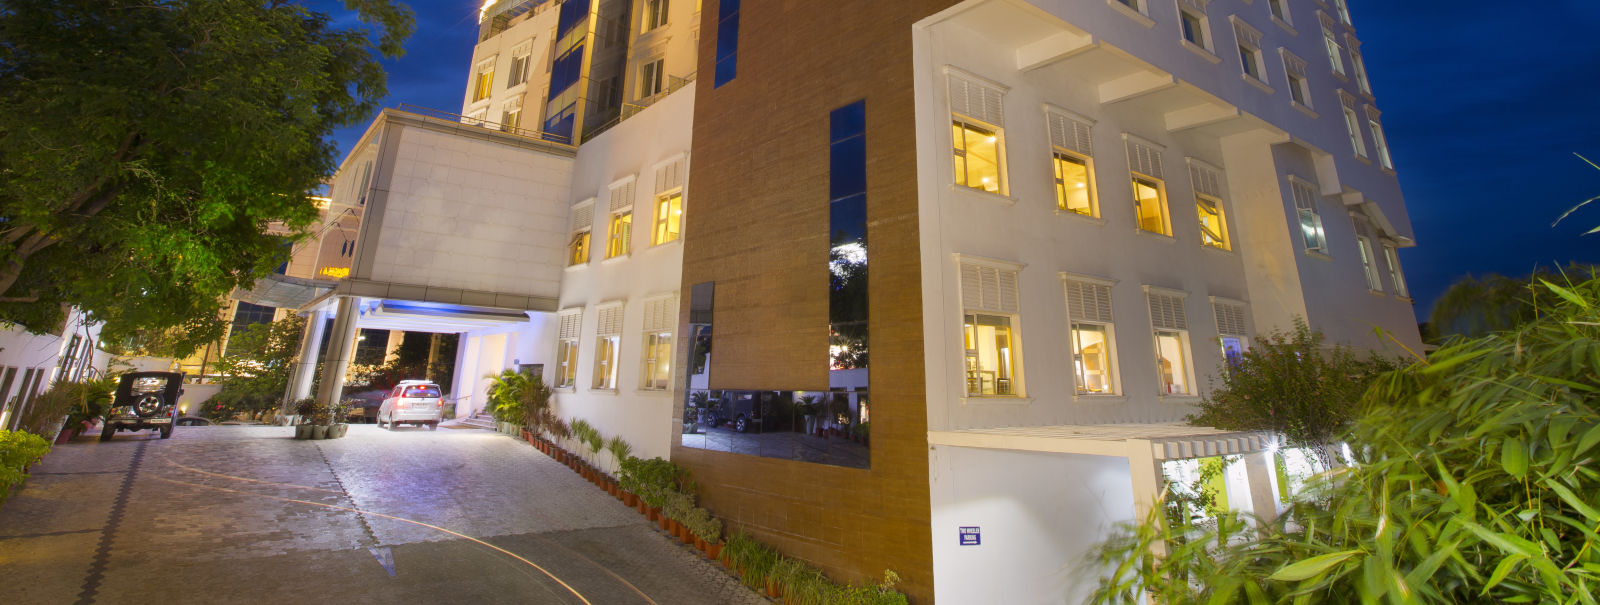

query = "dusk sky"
[{"left": 327, "top": 1, "right": 1600, "bottom": 321}]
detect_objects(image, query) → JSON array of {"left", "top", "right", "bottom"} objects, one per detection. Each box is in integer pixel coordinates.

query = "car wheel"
[
  {"left": 160, "top": 425, "right": 173, "bottom": 439},
  {"left": 428, "top": 422, "right": 438, "bottom": 431},
  {"left": 735, "top": 415, "right": 749, "bottom": 433},
  {"left": 100, "top": 427, "right": 115, "bottom": 442}
]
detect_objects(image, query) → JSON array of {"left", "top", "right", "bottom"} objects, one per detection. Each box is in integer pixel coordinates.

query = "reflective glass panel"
[
  {"left": 1054, "top": 153, "right": 1092, "bottom": 215},
  {"left": 1155, "top": 330, "right": 1190, "bottom": 395},
  {"left": 1133, "top": 177, "right": 1167, "bottom": 234}
]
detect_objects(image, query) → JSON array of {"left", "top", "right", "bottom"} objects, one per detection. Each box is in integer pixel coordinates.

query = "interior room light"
[{"left": 986, "top": 136, "right": 996, "bottom": 144}]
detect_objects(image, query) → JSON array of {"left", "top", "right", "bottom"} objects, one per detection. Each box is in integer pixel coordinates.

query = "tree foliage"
[
  {"left": 1091, "top": 278, "right": 1600, "bottom": 604},
  {"left": 209, "top": 314, "right": 304, "bottom": 420},
  {"left": 0, "top": 0, "right": 413, "bottom": 354},
  {"left": 1426, "top": 265, "right": 1595, "bottom": 343},
  {"left": 1188, "top": 318, "right": 1398, "bottom": 464}
]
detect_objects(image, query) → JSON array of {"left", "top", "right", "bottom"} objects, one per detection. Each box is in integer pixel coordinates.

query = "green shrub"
[
  {"left": 618, "top": 456, "right": 694, "bottom": 509},
  {"left": 0, "top": 430, "right": 51, "bottom": 507}
]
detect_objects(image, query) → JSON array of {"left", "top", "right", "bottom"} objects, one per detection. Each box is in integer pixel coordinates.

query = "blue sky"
[{"left": 327, "top": 1, "right": 1600, "bottom": 321}]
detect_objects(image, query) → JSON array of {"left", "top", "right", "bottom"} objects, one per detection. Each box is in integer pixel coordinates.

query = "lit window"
[
  {"left": 1354, "top": 217, "right": 1383, "bottom": 291},
  {"left": 569, "top": 200, "right": 593, "bottom": 266},
  {"left": 1322, "top": 27, "right": 1345, "bottom": 75},
  {"left": 473, "top": 59, "right": 495, "bottom": 102},
  {"left": 593, "top": 335, "right": 619, "bottom": 389},
  {"left": 1384, "top": 244, "right": 1409, "bottom": 298},
  {"left": 642, "top": 331, "right": 672, "bottom": 389},
  {"left": 569, "top": 231, "right": 590, "bottom": 265},
  {"left": 556, "top": 311, "right": 582, "bottom": 388},
  {"left": 606, "top": 211, "right": 632, "bottom": 258},
  {"left": 1369, "top": 116, "right": 1393, "bottom": 170},
  {"left": 1065, "top": 278, "right": 1118, "bottom": 396},
  {"left": 642, "top": 0, "right": 669, "bottom": 33},
  {"left": 1054, "top": 153, "right": 1094, "bottom": 215},
  {"left": 1147, "top": 289, "right": 1193, "bottom": 396},
  {"left": 1197, "top": 196, "right": 1228, "bottom": 249},
  {"left": 1133, "top": 177, "right": 1168, "bottom": 235},
  {"left": 652, "top": 192, "right": 683, "bottom": 245},
  {"left": 1180, "top": 9, "right": 1208, "bottom": 50},
  {"left": 949, "top": 72, "right": 1008, "bottom": 195},
  {"left": 959, "top": 261, "right": 1021, "bottom": 397},
  {"left": 1212, "top": 299, "right": 1249, "bottom": 367},
  {"left": 713, "top": 0, "right": 738, "bottom": 87},
  {"left": 640, "top": 58, "right": 664, "bottom": 98},
  {"left": 1290, "top": 178, "right": 1327, "bottom": 254},
  {"left": 501, "top": 97, "right": 523, "bottom": 131}
]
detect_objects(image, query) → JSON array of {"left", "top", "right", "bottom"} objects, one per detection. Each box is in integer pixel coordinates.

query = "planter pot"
[
  {"left": 311, "top": 425, "right": 329, "bottom": 440},
  {"left": 695, "top": 537, "right": 708, "bottom": 552},
  {"left": 766, "top": 578, "right": 781, "bottom": 598},
  {"left": 329, "top": 424, "right": 348, "bottom": 439},
  {"left": 645, "top": 506, "right": 658, "bottom": 521},
  {"left": 657, "top": 516, "right": 671, "bottom": 531},
  {"left": 295, "top": 425, "right": 314, "bottom": 440},
  {"left": 623, "top": 492, "right": 638, "bottom": 507},
  {"left": 679, "top": 529, "right": 694, "bottom": 545},
  {"left": 707, "top": 542, "right": 723, "bottom": 561},
  {"left": 54, "top": 428, "right": 76, "bottom": 444}
]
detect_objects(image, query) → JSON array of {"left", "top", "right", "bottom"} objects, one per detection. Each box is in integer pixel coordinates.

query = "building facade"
[{"left": 302, "top": 0, "right": 1418, "bottom": 601}]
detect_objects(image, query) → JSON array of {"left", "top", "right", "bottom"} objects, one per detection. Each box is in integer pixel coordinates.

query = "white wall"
[
  {"left": 929, "top": 446, "right": 1136, "bottom": 604},
  {"left": 0, "top": 309, "right": 106, "bottom": 429}
]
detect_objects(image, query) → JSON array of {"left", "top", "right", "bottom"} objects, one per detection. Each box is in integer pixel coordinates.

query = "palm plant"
[{"left": 604, "top": 435, "right": 632, "bottom": 475}]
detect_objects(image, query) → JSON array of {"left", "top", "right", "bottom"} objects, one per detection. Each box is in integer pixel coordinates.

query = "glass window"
[
  {"left": 1072, "top": 322, "right": 1115, "bottom": 395},
  {"left": 1351, "top": 49, "right": 1372, "bottom": 94},
  {"left": 1370, "top": 119, "right": 1393, "bottom": 169},
  {"left": 643, "top": 0, "right": 669, "bottom": 32},
  {"left": 1357, "top": 234, "right": 1382, "bottom": 291},
  {"left": 593, "top": 335, "right": 619, "bottom": 389},
  {"left": 569, "top": 231, "right": 590, "bottom": 266},
  {"left": 473, "top": 62, "right": 495, "bottom": 102},
  {"left": 1220, "top": 336, "right": 1246, "bottom": 367},
  {"left": 1154, "top": 330, "right": 1192, "bottom": 395},
  {"left": 1268, "top": 0, "right": 1287, "bottom": 22},
  {"left": 953, "top": 120, "right": 1004, "bottom": 194},
  {"left": 501, "top": 98, "right": 523, "bottom": 131},
  {"left": 642, "top": 331, "right": 672, "bottom": 389},
  {"left": 1196, "top": 195, "right": 1229, "bottom": 250},
  {"left": 713, "top": 0, "right": 738, "bottom": 87},
  {"left": 1117, "top": 0, "right": 1141, "bottom": 11},
  {"left": 652, "top": 193, "right": 682, "bottom": 245},
  {"left": 1291, "top": 181, "right": 1327, "bottom": 253},
  {"left": 606, "top": 212, "right": 632, "bottom": 259},
  {"left": 1323, "top": 28, "right": 1344, "bottom": 75},
  {"left": 1053, "top": 152, "right": 1094, "bottom": 215},
  {"left": 1133, "top": 176, "right": 1169, "bottom": 235},
  {"left": 1288, "top": 73, "right": 1308, "bottom": 106},
  {"left": 640, "top": 59, "right": 664, "bottom": 98},
  {"left": 556, "top": 339, "right": 578, "bottom": 388},
  {"left": 1240, "top": 45, "right": 1261, "bottom": 80},
  {"left": 1343, "top": 107, "right": 1367, "bottom": 157},
  {"left": 1384, "top": 245, "right": 1409, "bottom": 298},
  {"left": 1180, "top": 11, "right": 1207, "bottom": 49},
  {"left": 963, "top": 313, "right": 1016, "bottom": 396},
  {"left": 508, "top": 44, "right": 531, "bottom": 86}
]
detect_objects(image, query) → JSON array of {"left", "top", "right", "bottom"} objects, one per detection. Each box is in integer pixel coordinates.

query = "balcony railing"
[{"left": 396, "top": 103, "right": 574, "bottom": 147}]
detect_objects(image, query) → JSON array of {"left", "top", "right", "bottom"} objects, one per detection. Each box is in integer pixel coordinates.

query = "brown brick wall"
[{"left": 677, "top": 2, "right": 960, "bottom": 602}]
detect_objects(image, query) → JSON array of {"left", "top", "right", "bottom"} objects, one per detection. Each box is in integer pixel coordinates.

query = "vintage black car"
[{"left": 101, "top": 371, "right": 186, "bottom": 441}]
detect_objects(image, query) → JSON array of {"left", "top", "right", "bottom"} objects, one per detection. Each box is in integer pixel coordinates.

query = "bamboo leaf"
[
  {"left": 1502, "top": 436, "right": 1529, "bottom": 479},
  {"left": 1542, "top": 279, "right": 1590, "bottom": 309},
  {"left": 1483, "top": 554, "right": 1527, "bottom": 592},
  {"left": 1267, "top": 550, "right": 1362, "bottom": 582},
  {"left": 1577, "top": 423, "right": 1600, "bottom": 457}
]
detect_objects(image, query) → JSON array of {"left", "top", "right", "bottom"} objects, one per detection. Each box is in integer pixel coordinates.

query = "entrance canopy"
[{"left": 928, "top": 423, "right": 1272, "bottom": 461}]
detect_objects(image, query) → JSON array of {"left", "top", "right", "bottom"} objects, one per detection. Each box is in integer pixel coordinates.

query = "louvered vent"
[
  {"left": 1147, "top": 292, "right": 1188, "bottom": 331},
  {"left": 642, "top": 296, "right": 676, "bottom": 332},
  {"left": 558, "top": 311, "right": 582, "bottom": 339},
  {"left": 609, "top": 180, "right": 635, "bottom": 211},
  {"left": 960, "top": 262, "right": 1020, "bottom": 314},
  {"left": 1190, "top": 163, "right": 1223, "bottom": 198},
  {"left": 596, "top": 305, "right": 623, "bottom": 336},
  {"left": 1127, "top": 140, "right": 1164, "bottom": 179},
  {"left": 948, "top": 73, "right": 1005, "bottom": 126},
  {"left": 1213, "top": 302, "right": 1248, "bottom": 336},
  {"left": 656, "top": 156, "right": 686, "bottom": 193},
  {"left": 572, "top": 203, "right": 594, "bottom": 231},
  {"left": 1048, "top": 112, "right": 1093, "bottom": 156},
  {"left": 1065, "top": 280, "right": 1114, "bottom": 323}
]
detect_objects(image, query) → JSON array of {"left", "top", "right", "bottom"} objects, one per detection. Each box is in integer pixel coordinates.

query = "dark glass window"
[
  {"left": 714, "top": 0, "right": 739, "bottom": 87},
  {"left": 224, "top": 302, "right": 276, "bottom": 357},
  {"left": 556, "top": 0, "right": 592, "bottom": 40}
]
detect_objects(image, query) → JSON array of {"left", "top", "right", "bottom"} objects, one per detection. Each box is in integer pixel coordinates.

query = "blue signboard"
[{"left": 959, "top": 526, "right": 981, "bottom": 546}]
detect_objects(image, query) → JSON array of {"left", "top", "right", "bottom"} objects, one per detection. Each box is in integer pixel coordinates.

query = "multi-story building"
[
  {"left": 301, "top": 0, "right": 1419, "bottom": 601},
  {"left": 0, "top": 309, "right": 107, "bottom": 431}
]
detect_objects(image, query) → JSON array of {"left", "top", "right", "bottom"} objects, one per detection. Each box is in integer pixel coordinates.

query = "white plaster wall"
[
  {"left": 544, "top": 85, "right": 695, "bottom": 462},
  {"left": 929, "top": 446, "right": 1136, "bottom": 604},
  {"left": 621, "top": 0, "right": 701, "bottom": 104},
  {"left": 366, "top": 125, "right": 574, "bottom": 299},
  {"left": 0, "top": 309, "right": 106, "bottom": 428},
  {"left": 461, "top": 7, "right": 561, "bottom": 126}
]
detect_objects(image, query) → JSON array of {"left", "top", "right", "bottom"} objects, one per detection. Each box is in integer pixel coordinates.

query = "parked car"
[
  {"left": 101, "top": 371, "right": 185, "bottom": 441},
  {"left": 175, "top": 416, "right": 212, "bottom": 426},
  {"left": 376, "top": 380, "right": 444, "bottom": 430},
  {"left": 342, "top": 389, "right": 389, "bottom": 423}
]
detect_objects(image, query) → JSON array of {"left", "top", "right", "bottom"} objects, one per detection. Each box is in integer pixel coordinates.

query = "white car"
[{"left": 376, "top": 381, "right": 444, "bottom": 430}]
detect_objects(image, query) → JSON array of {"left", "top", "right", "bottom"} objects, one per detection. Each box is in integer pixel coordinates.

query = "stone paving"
[{"left": 0, "top": 424, "right": 765, "bottom": 605}]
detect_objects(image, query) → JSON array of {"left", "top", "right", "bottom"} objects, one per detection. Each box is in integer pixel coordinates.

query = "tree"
[
  {"left": 0, "top": 0, "right": 414, "bottom": 354},
  {"left": 1427, "top": 264, "right": 1595, "bottom": 343},
  {"left": 1091, "top": 279, "right": 1600, "bottom": 604},
  {"left": 1187, "top": 318, "right": 1397, "bottom": 466},
  {"left": 209, "top": 314, "right": 304, "bottom": 420}
]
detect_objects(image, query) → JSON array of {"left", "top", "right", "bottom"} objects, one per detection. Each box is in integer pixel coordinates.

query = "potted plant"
[
  {"left": 604, "top": 435, "right": 632, "bottom": 478},
  {"left": 293, "top": 398, "right": 316, "bottom": 439},
  {"left": 769, "top": 557, "right": 805, "bottom": 600}
]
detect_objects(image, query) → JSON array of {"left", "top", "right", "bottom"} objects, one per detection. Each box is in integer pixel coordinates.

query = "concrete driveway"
[{"left": 0, "top": 424, "right": 762, "bottom": 605}]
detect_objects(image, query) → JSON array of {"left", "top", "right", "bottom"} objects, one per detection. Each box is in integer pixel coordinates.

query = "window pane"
[
  {"left": 1298, "top": 209, "right": 1322, "bottom": 251},
  {"left": 569, "top": 231, "right": 590, "bottom": 265},
  {"left": 1240, "top": 46, "right": 1257, "bottom": 78},
  {"left": 1220, "top": 336, "right": 1245, "bottom": 367},
  {"left": 643, "top": 332, "right": 672, "bottom": 389},
  {"left": 593, "top": 336, "right": 618, "bottom": 389},
  {"left": 963, "top": 313, "right": 1015, "bottom": 396},
  {"left": 953, "top": 121, "right": 1001, "bottom": 193},
  {"left": 1181, "top": 13, "right": 1205, "bottom": 47},
  {"left": 1072, "top": 322, "right": 1113, "bottom": 394},
  {"left": 557, "top": 341, "right": 579, "bottom": 387},
  {"left": 1133, "top": 178, "right": 1167, "bottom": 234},
  {"left": 606, "top": 212, "right": 632, "bottom": 258},
  {"left": 1155, "top": 330, "right": 1190, "bottom": 395},
  {"left": 1197, "top": 196, "right": 1227, "bottom": 249},
  {"left": 653, "top": 193, "right": 682, "bottom": 245},
  {"left": 1054, "top": 154, "right": 1092, "bottom": 215}
]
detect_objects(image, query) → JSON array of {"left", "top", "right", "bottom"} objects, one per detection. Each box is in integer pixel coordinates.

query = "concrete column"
[
  {"left": 385, "top": 330, "right": 405, "bottom": 364},
  {"left": 314, "top": 296, "right": 361, "bottom": 407},
  {"left": 285, "top": 309, "right": 329, "bottom": 406},
  {"left": 1243, "top": 450, "right": 1281, "bottom": 525},
  {"left": 1126, "top": 442, "right": 1167, "bottom": 557}
]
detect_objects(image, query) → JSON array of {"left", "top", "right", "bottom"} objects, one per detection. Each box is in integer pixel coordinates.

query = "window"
[
  {"left": 1340, "top": 93, "right": 1367, "bottom": 158},
  {"left": 1212, "top": 298, "right": 1249, "bottom": 367},
  {"left": 639, "top": 58, "right": 664, "bottom": 98},
  {"left": 1126, "top": 136, "right": 1169, "bottom": 235},
  {"left": 605, "top": 179, "right": 635, "bottom": 259},
  {"left": 642, "top": 0, "right": 669, "bottom": 32},
  {"left": 1348, "top": 41, "right": 1372, "bottom": 94},
  {"left": 55, "top": 334, "right": 84, "bottom": 384},
  {"left": 569, "top": 200, "right": 594, "bottom": 266},
  {"left": 1322, "top": 27, "right": 1345, "bottom": 75},
  {"left": 1353, "top": 217, "right": 1383, "bottom": 291},
  {"left": 1332, "top": 0, "right": 1352, "bottom": 25},
  {"left": 1233, "top": 18, "right": 1266, "bottom": 84},
  {"left": 1290, "top": 178, "right": 1327, "bottom": 254},
  {"left": 501, "top": 97, "right": 523, "bottom": 131},
  {"left": 1268, "top": 0, "right": 1289, "bottom": 23},
  {"left": 949, "top": 71, "right": 1008, "bottom": 195},
  {"left": 472, "top": 59, "right": 495, "bottom": 102},
  {"left": 1368, "top": 111, "right": 1394, "bottom": 170},
  {"left": 1116, "top": 0, "right": 1140, "bottom": 10},
  {"left": 507, "top": 41, "right": 532, "bottom": 87},
  {"left": 593, "top": 305, "right": 623, "bottom": 389},
  {"left": 959, "top": 261, "right": 1021, "bottom": 397},
  {"left": 1047, "top": 109, "right": 1096, "bottom": 216},
  {"left": 1146, "top": 289, "right": 1194, "bottom": 396},
  {"left": 556, "top": 310, "right": 581, "bottom": 388},
  {"left": 1190, "top": 160, "right": 1229, "bottom": 250},
  {"left": 1179, "top": 6, "right": 1209, "bottom": 51},
  {"left": 1281, "top": 50, "right": 1312, "bottom": 109},
  {"left": 652, "top": 155, "right": 687, "bottom": 244},
  {"left": 1384, "top": 244, "right": 1410, "bottom": 298},
  {"left": 713, "top": 0, "right": 738, "bottom": 87},
  {"left": 1065, "top": 277, "right": 1118, "bottom": 395},
  {"left": 640, "top": 296, "right": 676, "bottom": 389}
]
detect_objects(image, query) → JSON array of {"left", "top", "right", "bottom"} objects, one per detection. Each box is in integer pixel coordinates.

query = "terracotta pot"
[
  {"left": 55, "top": 428, "right": 76, "bottom": 444},
  {"left": 657, "top": 516, "right": 671, "bottom": 531},
  {"left": 695, "top": 537, "right": 708, "bottom": 552},
  {"left": 679, "top": 529, "right": 694, "bottom": 545},
  {"left": 623, "top": 492, "right": 638, "bottom": 507},
  {"left": 646, "top": 506, "right": 658, "bottom": 521},
  {"left": 707, "top": 542, "right": 723, "bottom": 561},
  {"left": 766, "top": 578, "right": 781, "bottom": 598}
]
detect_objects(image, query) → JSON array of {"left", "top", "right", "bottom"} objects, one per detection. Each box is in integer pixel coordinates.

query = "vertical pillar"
[
  {"left": 1243, "top": 450, "right": 1280, "bottom": 525},
  {"left": 385, "top": 330, "right": 405, "bottom": 365},
  {"left": 426, "top": 333, "right": 442, "bottom": 381},
  {"left": 1126, "top": 441, "right": 1167, "bottom": 557},
  {"left": 315, "top": 296, "right": 361, "bottom": 407},
  {"left": 286, "top": 309, "right": 329, "bottom": 406}
]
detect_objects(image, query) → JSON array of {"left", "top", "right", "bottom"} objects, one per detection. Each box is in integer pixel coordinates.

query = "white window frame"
[
  {"left": 651, "top": 154, "right": 688, "bottom": 245},
  {"left": 507, "top": 40, "right": 533, "bottom": 87},
  {"left": 1211, "top": 296, "right": 1250, "bottom": 365},
  {"left": 639, "top": 294, "right": 677, "bottom": 390},
  {"left": 1145, "top": 286, "right": 1196, "bottom": 398},
  {"left": 1383, "top": 242, "right": 1410, "bottom": 299},
  {"left": 947, "top": 68, "right": 1010, "bottom": 197},
  {"left": 639, "top": 57, "right": 665, "bottom": 99},
  {"left": 1339, "top": 91, "right": 1367, "bottom": 159},
  {"left": 1367, "top": 107, "right": 1394, "bottom": 170},
  {"left": 1280, "top": 49, "right": 1313, "bottom": 113},
  {"left": 642, "top": 0, "right": 670, "bottom": 33},
  {"left": 1064, "top": 273, "right": 1120, "bottom": 397},
  {"left": 569, "top": 198, "right": 595, "bottom": 267},
  {"left": 1352, "top": 215, "right": 1384, "bottom": 292},
  {"left": 1347, "top": 36, "right": 1372, "bottom": 95},
  {"left": 1289, "top": 176, "right": 1328, "bottom": 255},
  {"left": 556, "top": 309, "right": 583, "bottom": 389},
  {"left": 501, "top": 97, "right": 523, "bottom": 132},
  {"left": 592, "top": 303, "right": 624, "bottom": 390},
  {"left": 1267, "top": 0, "right": 1291, "bottom": 28},
  {"left": 1232, "top": 17, "right": 1268, "bottom": 88},
  {"left": 1125, "top": 134, "right": 1171, "bottom": 236},
  {"left": 1046, "top": 106, "right": 1098, "bottom": 218},
  {"left": 957, "top": 256, "right": 1024, "bottom": 398},
  {"left": 1177, "top": 0, "right": 1214, "bottom": 56},
  {"left": 1321, "top": 23, "right": 1345, "bottom": 76},
  {"left": 605, "top": 178, "right": 635, "bottom": 259},
  {"left": 1188, "top": 158, "right": 1230, "bottom": 250},
  {"left": 472, "top": 57, "right": 497, "bottom": 103},
  {"left": 1108, "top": 0, "right": 1155, "bottom": 28}
]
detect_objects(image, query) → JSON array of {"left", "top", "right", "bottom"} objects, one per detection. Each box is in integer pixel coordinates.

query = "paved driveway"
[{"left": 0, "top": 425, "right": 762, "bottom": 605}]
